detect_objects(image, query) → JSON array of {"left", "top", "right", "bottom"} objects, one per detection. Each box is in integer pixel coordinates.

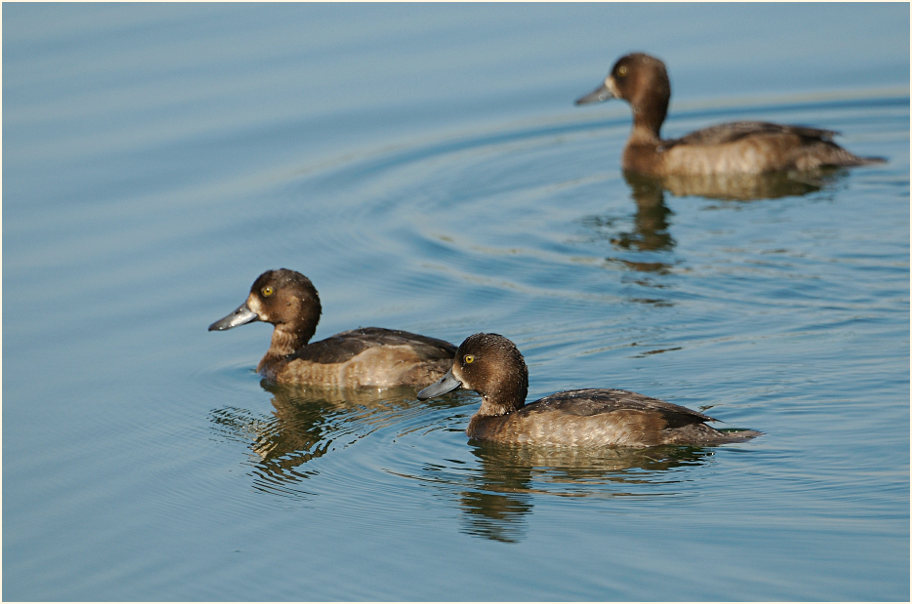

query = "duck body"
[
  {"left": 208, "top": 269, "right": 455, "bottom": 388},
  {"left": 267, "top": 327, "right": 456, "bottom": 387},
  {"left": 467, "top": 388, "right": 755, "bottom": 447},
  {"left": 576, "top": 53, "right": 884, "bottom": 176},
  {"left": 418, "top": 333, "right": 760, "bottom": 448}
]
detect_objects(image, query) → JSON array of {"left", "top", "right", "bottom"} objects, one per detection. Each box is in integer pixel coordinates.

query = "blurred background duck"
[{"left": 576, "top": 52, "right": 884, "bottom": 176}]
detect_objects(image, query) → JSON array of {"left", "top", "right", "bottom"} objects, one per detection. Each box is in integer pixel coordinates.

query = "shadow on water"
[
  {"left": 455, "top": 442, "right": 716, "bottom": 543},
  {"left": 209, "top": 382, "right": 463, "bottom": 499}
]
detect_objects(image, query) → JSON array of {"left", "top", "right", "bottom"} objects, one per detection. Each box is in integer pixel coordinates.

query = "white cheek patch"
[
  {"left": 452, "top": 363, "right": 467, "bottom": 382},
  {"left": 247, "top": 293, "right": 267, "bottom": 320},
  {"left": 606, "top": 77, "right": 621, "bottom": 97}
]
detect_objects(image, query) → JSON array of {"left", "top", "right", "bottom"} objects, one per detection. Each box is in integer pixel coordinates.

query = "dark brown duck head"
[
  {"left": 418, "top": 333, "right": 529, "bottom": 417},
  {"left": 208, "top": 269, "right": 322, "bottom": 368},
  {"left": 576, "top": 52, "right": 670, "bottom": 140}
]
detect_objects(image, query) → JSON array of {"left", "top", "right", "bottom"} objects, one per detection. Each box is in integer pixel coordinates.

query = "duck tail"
[{"left": 716, "top": 428, "right": 763, "bottom": 443}]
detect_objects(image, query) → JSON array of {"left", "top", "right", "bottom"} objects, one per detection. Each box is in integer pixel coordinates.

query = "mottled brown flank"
[
  {"left": 212, "top": 269, "right": 455, "bottom": 388},
  {"left": 585, "top": 52, "right": 884, "bottom": 176}
]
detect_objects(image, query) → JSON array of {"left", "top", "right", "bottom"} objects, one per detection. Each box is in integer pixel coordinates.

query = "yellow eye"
[
  {"left": 261, "top": 285, "right": 274, "bottom": 297},
  {"left": 463, "top": 354, "right": 475, "bottom": 364},
  {"left": 617, "top": 64, "right": 628, "bottom": 77}
]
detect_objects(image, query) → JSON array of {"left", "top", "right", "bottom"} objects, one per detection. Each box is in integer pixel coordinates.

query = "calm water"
[{"left": 3, "top": 3, "right": 909, "bottom": 601}]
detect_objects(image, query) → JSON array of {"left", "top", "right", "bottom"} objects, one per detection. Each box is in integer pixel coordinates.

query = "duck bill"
[
  {"left": 575, "top": 81, "right": 615, "bottom": 105},
  {"left": 208, "top": 301, "right": 259, "bottom": 331},
  {"left": 417, "top": 368, "right": 463, "bottom": 400}
]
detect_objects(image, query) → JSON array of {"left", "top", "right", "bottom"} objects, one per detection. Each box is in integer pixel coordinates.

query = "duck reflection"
[
  {"left": 619, "top": 167, "right": 840, "bottom": 246},
  {"left": 210, "top": 382, "right": 456, "bottom": 497},
  {"left": 457, "top": 442, "right": 715, "bottom": 542},
  {"left": 634, "top": 167, "right": 840, "bottom": 202},
  {"left": 589, "top": 167, "right": 847, "bottom": 276},
  {"left": 608, "top": 171, "right": 676, "bottom": 253},
  {"left": 583, "top": 171, "right": 676, "bottom": 277}
]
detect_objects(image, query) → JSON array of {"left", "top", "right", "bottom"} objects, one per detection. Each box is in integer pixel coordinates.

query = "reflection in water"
[
  {"left": 581, "top": 170, "right": 677, "bottom": 278},
  {"left": 210, "top": 383, "right": 434, "bottom": 498},
  {"left": 586, "top": 168, "right": 848, "bottom": 278},
  {"left": 611, "top": 172, "right": 676, "bottom": 253},
  {"left": 637, "top": 168, "right": 833, "bottom": 202},
  {"left": 457, "top": 442, "right": 715, "bottom": 543}
]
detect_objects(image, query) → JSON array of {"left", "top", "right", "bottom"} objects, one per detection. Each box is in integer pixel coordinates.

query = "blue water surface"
[{"left": 3, "top": 3, "right": 909, "bottom": 601}]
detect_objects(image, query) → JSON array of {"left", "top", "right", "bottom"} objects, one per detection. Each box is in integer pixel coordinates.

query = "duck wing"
[
  {"left": 294, "top": 327, "right": 455, "bottom": 364},
  {"left": 665, "top": 121, "right": 838, "bottom": 148},
  {"left": 530, "top": 388, "right": 718, "bottom": 427}
]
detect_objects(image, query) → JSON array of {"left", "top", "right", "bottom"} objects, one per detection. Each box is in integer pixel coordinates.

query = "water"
[{"left": 3, "top": 3, "right": 909, "bottom": 601}]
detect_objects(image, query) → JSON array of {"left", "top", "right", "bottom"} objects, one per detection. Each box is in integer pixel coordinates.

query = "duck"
[
  {"left": 208, "top": 268, "right": 456, "bottom": 388},
  {"left": 575, "top": 52, "right": 884, "bottom": 176},
  {"left": 418, "top": 333, "right": 760, "bottom": 447}
]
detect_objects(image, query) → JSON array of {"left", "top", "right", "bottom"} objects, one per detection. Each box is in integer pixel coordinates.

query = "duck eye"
[
  {"left": 261, "top": 286, "right": 274, "bottom": 297},
  {"left": 617, "top": 64, "right": 628, "bottom": 77},
  {"left": 463, "top": 354, "right": 475, "bottom": 365}
]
